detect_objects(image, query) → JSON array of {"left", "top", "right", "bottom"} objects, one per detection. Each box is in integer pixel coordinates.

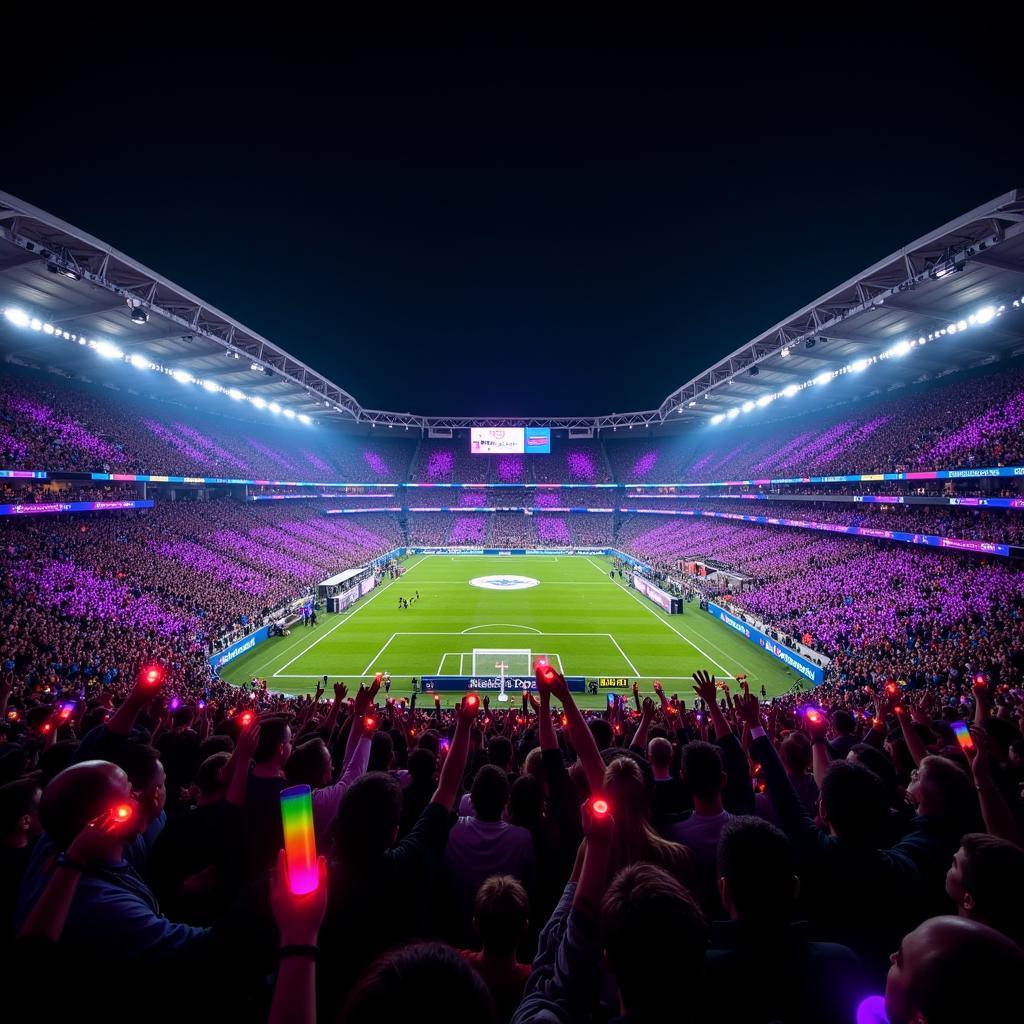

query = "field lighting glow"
[
  {"left": 706, "top": 296, "right": 1016, "bottom": 424},
  {"left": 1, "top": 305, "right": 316, "bottom": 425}
]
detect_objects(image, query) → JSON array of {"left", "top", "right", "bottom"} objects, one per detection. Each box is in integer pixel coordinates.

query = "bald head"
[
  {"left": 886, "top": 916, "right": 1024, "bottom": 1024},
  {"left": 39, "top": 760, "right": 131, "bottom": 849}
]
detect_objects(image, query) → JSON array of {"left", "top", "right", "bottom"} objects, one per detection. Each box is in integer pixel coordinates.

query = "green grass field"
[{"left": 220, "top": 554, "right": 805, "bottom": 708}]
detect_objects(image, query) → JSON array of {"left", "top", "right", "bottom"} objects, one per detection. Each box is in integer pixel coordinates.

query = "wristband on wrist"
[
  {"left": 55, "top": 853, "right": 87, "bottom": 872},
  {"left": 279, "top": 944, "right": 319, "bottom": 960}
]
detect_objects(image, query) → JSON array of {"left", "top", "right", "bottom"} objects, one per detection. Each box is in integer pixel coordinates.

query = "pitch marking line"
[
  {"left": 361, "top": 633, "right": 398, "bottom": 676},
  {"left": 607, "top": 634, "right": 640, "bottom": 676},
  {"left": 272, "top": 554, "right": 428, "bottom": 677},
  {"left": 462, "top": 623, "right": 542, "bottom": 634},
  {"left": 609, "top": 578, "right": 735, "bottom": 679}
]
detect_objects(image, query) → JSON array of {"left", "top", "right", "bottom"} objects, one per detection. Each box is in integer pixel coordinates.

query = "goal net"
[{"left": 471, "top": 649, "right": 533, "bottom": 678}]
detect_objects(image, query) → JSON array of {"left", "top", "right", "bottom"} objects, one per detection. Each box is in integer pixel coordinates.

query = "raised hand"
[
  {"left": 333, "top": 682, "right": 347, "bottom": 702},
  {"left": 734, "top": 691, "right": 763, "bottom": 730},
  {"left": 270, "top": 848, "right": 329, "bottom": 946},
  {"left": 66, "top": 801, "right": 140, "bottom": 863},
  {"left": 692, "top": 669, "right": 718, "bottom": 707}
]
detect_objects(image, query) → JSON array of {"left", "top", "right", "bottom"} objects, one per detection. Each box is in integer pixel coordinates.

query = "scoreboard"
[{"left": 598, "top": 677, "right": 631, "bottom": 688}]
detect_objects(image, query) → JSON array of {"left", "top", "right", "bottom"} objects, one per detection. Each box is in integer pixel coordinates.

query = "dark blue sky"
[{"left": 3, "top": 29, "right": 1021, "bottom": 416}]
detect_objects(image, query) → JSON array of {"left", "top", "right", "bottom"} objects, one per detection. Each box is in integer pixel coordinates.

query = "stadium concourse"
[{"left": 1, "top": 187, "right": 1024, "bottom": 1024}]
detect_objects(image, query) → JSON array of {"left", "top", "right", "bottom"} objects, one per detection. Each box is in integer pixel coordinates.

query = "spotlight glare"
[
  {"left": 95, "top": 340, "right": 123, "bottom": 359},
  {"left": 30, "top": 318, "right": 43, "bottom": 331},
  {"left": 813, "top": 372, "right": 833, "bottom": 386},
  {"left": 129, "top": 353, "right": 150, "bottom": 369},
  {"left": 283, "top": 408, "right": 296, "bottom": 419},
  {"left": 268, "top": 402, "right": 282, "bottom": 414},
  {"left": 782, "top": 384, "right": 800, "bottom": 397},
  {"left": 780, "top": 347, "right": 790, "bottom": 357},
  {"left": 710, "top": 413, "right": 725, "bottom": 425},
  {"left": 226, "top": 388, "right": 245, "bottom": 401},
  {"left": 741, "top": 401, "right": 755, "bottom": 413},
  {"left": 4, "top": 308, "right": 31, "bottom": 327},
  {"left": 756, "top": 394, "right": 773, "bottom": 407},
  {"left": 975, "top": 305, "right": 995, "bottom": 325},
  {"left": 297, "top": 413, "right": 311, "bottom": 424},
  {"left": 888, "top": 340, "right": 912, "bottom": 358},
  {"left": 727, "top": 407, "right": 740, "bottom": 419},
  {"left": 42, "top": 323, "right": 55, "bottom": 335},
  {"left": 251, "top": 396, "right": 267, "bottom": 409},
  {"left": 850, "top": 358, "right": 871, "bottom": 373},
  {"left": 201, "top": 379, "right": 220, "bottom": 393},
  {"left": 171, "top": 369, "right": 194, "bottom": 384}
]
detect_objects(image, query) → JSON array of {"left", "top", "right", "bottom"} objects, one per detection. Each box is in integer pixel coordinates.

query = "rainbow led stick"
[{"left": 280, "top": 785, "right": 318, "bottom": 895}]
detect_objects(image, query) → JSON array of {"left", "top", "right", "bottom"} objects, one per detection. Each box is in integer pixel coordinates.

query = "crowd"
[
  {"left": 607, "top": 362, "right": 1024, "bottom": 482},
  {"left": 618, "top": 514, "right": 1024, "bottom": 692},
  {"left": 2, "top": 660, "right": 1022, "bottom": 1024}
]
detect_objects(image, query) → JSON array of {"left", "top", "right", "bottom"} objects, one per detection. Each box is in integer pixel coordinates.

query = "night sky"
[{"left": 3, "top": 28, "right": 1021, "bottom": 417}]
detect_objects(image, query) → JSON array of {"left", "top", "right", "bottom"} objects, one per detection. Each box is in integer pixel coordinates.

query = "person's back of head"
[
  {"left": 886, "top": 916, "right": 1024, "bottom": 1024},
  {"left": 0, "top": 778, "right": 42, "bottom": 843},
  {"left": 847, "top": 742, "right": 897, "bottom": 795},
  {"left": 523, "top": 746, "right": 546, "bottom": 787},
  {"left": 820, "top": 760, "right": 887, "bottom": 843},
  {"left": 195, "top": 752, "right": 230, "bottom": 799},
  {"left": 39, "top": 760, "right": 132, "bottom": 850},
  {"left": 37, "top": 740, "right": 78, "bottom": 786},
  {"left": 487, "top": 736, "right": 513, "bottom": 772},
  {"left": 589, "top": 718, "right": 613, "bottom": 751},
  {"left": 367, "top": 731, "right": 394, "bottom": 773},
  {"left": 910, "top": 754, "right": 974, "bottom": 824},
  {"left": 407, "top": 747, "right": 436, "bottom": 787},
  {"left": 253, "top": 718, "right": 291, "bottom": 767},
  {"left": 647, "top": 736, "right": 673, "bottom": 773},
  {"left": 197, "top": 734, "right": 234, "bottom": 762},
  {"left": 341, "top": 942, "right": 495, "bottom": 1024},
  {"left": 473, "top": 875, "right": 529, "bottom": 955},
  {"left": 833, "top": 710, "right": 855, "bottom": 736},
  {"left": 470, "top": 765, "right": 509, "bottom": 823},
  {"left": 332, "top": 772, "right": 402, "bottom": 867},
  {"left": 285, "top": 738, "right": 331, "bottom": 789},
  {"left": 680, "top": 741, "right": 725, "bottom": 804},
  {"left": 717, "top": 816, "right": 796, "bottom": 923},
  {"left": 601, "top": 863, "right": 706, "bottom": 1019},
  {"left": 947, "top": 833, "right": 1024, "bottom": 944},
  {"left": 172, "top": 706, "right": 195, "bottom": 730},
  {"left": 509, "top": 774, "right": 543, "bottom": 829},
  {"left": 780, "top": 732, "right": 812, "bottom": 776}
]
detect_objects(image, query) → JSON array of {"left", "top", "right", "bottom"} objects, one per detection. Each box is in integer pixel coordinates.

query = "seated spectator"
[
  {"left": 707, "top": 816, "right": 868, "bottom": 1024},
  {"left": 460, "top": 875, "right": 532, "bottom": 1023}
]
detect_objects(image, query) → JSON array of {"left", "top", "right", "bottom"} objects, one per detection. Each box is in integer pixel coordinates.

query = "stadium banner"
[
  {"left": 619, "top": 508, "right": 1015, "bottom": 558},
  {"left": 422, "top": 675, "right": 586, "bottom": 693},
  {"left": 0, "top": 499, "right": 153, "bottom": 516},
  {"left": 707, "top": 602, "right": 824, "bottom": 686},
  {"left": 210, "top": 625, "right": 271, "bottom": 672},
  {"left": 631, "top": 573, "right": 682, "bottom": 614}
]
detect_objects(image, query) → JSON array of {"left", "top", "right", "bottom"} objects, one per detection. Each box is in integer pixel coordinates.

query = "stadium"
[{"left": 2, "top": 40, "right": 1023, "bottom": 1024}]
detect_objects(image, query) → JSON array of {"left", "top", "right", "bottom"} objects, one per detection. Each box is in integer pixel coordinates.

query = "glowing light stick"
[
  {"left": 363, "top": 715, "right": 378, "bottom": 732},
  {"left": 805, "top": 709, "right": 823, "bottom": 725},
  {"left": 951, "top": 721, "right": 974, "bottom": 751},
  {"left": 103, "top": 801, "right": 138, "bottom": 834},
  {"left": 141, "top": 665, "right": 164, "bottom": 687},
  {"left": 238, "top": 710, "right": 254, "bottom": 728},
  {"left": 280, "top": 785, "right": 318, "bottom": 896},
  {"left": 590, "top": 798, "right": 610, "bottom": 816},
  {"left": 434, "top": 693, "right": 441, "bottom": 706}
]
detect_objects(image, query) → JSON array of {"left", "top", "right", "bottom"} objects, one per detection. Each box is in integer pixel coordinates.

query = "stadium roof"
[{"left": 2, "top": 188, "right": 1023, "bottom": 434}]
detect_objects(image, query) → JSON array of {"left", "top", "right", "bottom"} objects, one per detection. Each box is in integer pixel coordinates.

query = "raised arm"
[
  {"left": 544, "top": 667, "right": 606, "bottom": 795},
  {"left": 431, "top": 696, "right": 479, "bottom": 809}
]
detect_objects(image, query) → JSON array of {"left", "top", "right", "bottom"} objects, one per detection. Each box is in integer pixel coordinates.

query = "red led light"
[
  {"left": 806, "top": 710, "right": 822, "bottom": 724},
  {"left": 591, "top": 799, "right": 609, "bottom": 816},
  {"left": 238, "top": 711, "right": 254, "bottom": 728},
  {"left": 465, "top": 694, "right": 479, "bottom": 709},
  {"left": 364, "top": 715, "right": 378, "bottom": 731},
  {"left": 885, "top": 683, "right": 899, "bottom": 696},
  {"left": 141, "top": 665, "right": 164, "bottom": 687},
  {"left": 434, "top": 694, "right": 440, "bottom": 705}
]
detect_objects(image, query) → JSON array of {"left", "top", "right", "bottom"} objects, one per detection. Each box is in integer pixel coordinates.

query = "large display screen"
[{"left": 471, "top": 427, "right": 551, "bottom": 454}]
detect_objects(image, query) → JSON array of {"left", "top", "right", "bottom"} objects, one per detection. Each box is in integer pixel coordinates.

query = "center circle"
[{"left": 469, "top": 575, "right": 540, "bottom": 591}]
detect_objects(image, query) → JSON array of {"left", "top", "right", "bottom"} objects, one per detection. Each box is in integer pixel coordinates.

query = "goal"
[{"left": 471, "top": 649, "right": 533, "bottom": 677}]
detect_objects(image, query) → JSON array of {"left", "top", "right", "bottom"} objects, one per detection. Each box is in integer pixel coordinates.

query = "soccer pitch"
[{"left": 220, "top": 554, "right": 804, "bottom": 707}]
